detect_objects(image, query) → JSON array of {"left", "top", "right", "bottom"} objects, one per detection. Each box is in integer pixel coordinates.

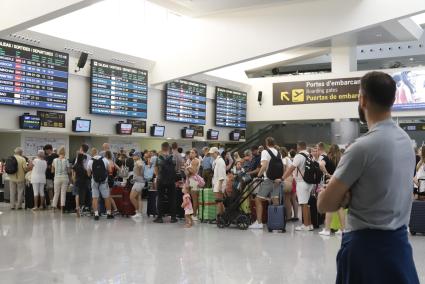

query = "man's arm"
[
  {"left": 318, "top": 144, "right": 363, "bottom": 214},
  {"left": 317, "top": 177, "right": 350, "bottom": 213},
  {"left": 282, "top": 165, "right": 296, "bottom": 180},
  {"left": 257, "top": 160, "right": 268, "bottom": 177}
]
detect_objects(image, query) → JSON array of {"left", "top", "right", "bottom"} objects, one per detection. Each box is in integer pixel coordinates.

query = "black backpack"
[
  {"left": 159, "top": 155, "right": 176, "bottom": 184},
  {"left": 92, "top": 158, "right": 107, "bottom": 184},
  {"left": 298, "top": 153, "right": 323, "bottom": 185},
  {"left": 265, "top": 149, "right": 284, "bottom": 180},
  {"left": 5, "top": 156, "right": 18, "bottom": 175}
]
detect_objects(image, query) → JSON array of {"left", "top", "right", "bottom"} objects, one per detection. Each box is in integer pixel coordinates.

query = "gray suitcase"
[{"left": 409, "top": 200, "right": 425, "bottom": 235}]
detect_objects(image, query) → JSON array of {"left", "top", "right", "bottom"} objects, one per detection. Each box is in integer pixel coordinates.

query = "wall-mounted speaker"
[
  {"left": 77, "top": 52, "right": 88, "bottom": 69},
  {"left": 258, "top": 91, "right": 263, "bottom": 105}
]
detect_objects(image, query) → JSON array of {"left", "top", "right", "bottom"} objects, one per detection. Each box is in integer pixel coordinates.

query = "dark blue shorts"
[{"left": 336, "top": 226, "right": 419, "bottom": 284}]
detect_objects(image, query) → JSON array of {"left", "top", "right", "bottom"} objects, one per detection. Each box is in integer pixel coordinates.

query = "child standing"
[{"left": 181, "top": 186, "right": 193, "bottom": 228}]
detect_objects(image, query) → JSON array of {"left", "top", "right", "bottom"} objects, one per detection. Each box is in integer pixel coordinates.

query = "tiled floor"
[{"left": 0, "top": 203, "right": 424, "bottom": 284}]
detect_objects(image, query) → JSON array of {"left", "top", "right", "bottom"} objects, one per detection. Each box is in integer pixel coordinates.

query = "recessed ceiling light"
[{"left": 409, "top": 58, "right": 414, "bottom": 61}]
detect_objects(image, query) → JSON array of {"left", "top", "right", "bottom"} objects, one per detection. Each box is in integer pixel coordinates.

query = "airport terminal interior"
[{"left": 2, "top": 0, "right": 425, "bottom": 283}]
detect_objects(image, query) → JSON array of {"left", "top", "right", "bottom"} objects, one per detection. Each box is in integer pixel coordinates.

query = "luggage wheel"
[{"left": 236, "top": 215, "right": 250, "bottom": 230}]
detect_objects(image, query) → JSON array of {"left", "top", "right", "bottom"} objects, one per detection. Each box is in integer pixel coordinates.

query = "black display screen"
[
  {"left": 165, "top": 79, "right": 206, "bottom": 125},
  {"left": 90, "top": 60, "right": 148, "bottom": 118},
  {"left": 0, "top": 39, "right": 69, "bottom": 110},
  {"left": 216, "top": 87, "right": 247, "bottom": 128},
  {"left": 19, "top": 114, "right": 41, "bottom": 130},
  {"left": 37, "top": 110, "right": 65, "bottom": 128},
  {"left": 127, "top": 119, "right": 146, "bottom": 134}
]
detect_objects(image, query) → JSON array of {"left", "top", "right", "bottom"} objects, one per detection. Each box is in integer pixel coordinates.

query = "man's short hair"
[
  {"left": 244, "top": 149, "right": 252, "bottom": 157},
  {"left": 265, "top": 137, "right": 275, "bottom": 147},
  {"left": 251, "top": 146, "right": 258, "bottom": 152},
  {"left": 81, "top": 143, "right": 89, "bottom": 153},
  {"left": 297, "top": 141, "right": 307, "bottom": 149},
  {"left": 171, "top": 142, "right": 178, "bottom": 150},
  {"left": 162, "top": 142, "right": 170, "bottom": 150},
  {"left": 177, "top": 147, "right": 183, "bottom": 154},
  {"left": 14, "top": 147, "right": 23, "bottom": 155},
  {"left": 43, "top": 144, "right": 53, "bottom": 151},
  {"left": 360, "top": 71, "right": 396, "bottom": 110}
]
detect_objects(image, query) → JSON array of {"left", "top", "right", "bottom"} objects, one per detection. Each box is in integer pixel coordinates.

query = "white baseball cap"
[{"left": 209, "top": 147, "right": 219, "bottom": 154}]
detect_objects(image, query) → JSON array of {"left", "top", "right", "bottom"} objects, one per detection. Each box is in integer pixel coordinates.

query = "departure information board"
[
  {"left": 90, "top": 60, "right": 148, "bottom": 118},
  {"left": 215, "top": 87, "right": 247, "bottom": 128},
  {"left": 37, "top": 110, "right": 65, "bottom": 128},
  {"left": 165, "top": 79, "right": 206, "bottom": 125},
  {"left": 0, "top": 39, "right": 69, "bottom": 110}
]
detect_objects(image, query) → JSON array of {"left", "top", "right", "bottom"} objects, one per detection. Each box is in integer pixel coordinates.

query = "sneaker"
[
  {"left": 10, "top": 207, "right": 15, "bottom": 210},
  {"left": 319, "top": 229, "right": 331, "bottom": 236},
  {"left": 107, "top": 214, "right": 114, "bottom": 219},
  {"left": 113, "top": 210, "right": 119, "bottom": 216},
  {"left": 153, "top": 217, "right": 164, "bottom": 223},
  {"left": 335, "top": 229, "right": 343, "bottom": 235},
  {"left": 192, "top": 216, "right": 199, "bottom": 221},
  {"left": 170, "top": 218, "right": 178, "bottom": 223},
  {"left": 94, "top": 215, "right": 100, "bottom": 221},
  {"left": 307, "top": 225, "right": 314, "bottom": 231},
  {"left": 32, "top": 207, "right": 38, "bottom": 212},
  {"left": 131, "top": 213, "right": 142, "bottom": 219},
  {"left": 295, "top": 224, "right": 306, "bottom": 231},
  {"left": 248, "top": 221, "right": 264, "bottom": 229}
]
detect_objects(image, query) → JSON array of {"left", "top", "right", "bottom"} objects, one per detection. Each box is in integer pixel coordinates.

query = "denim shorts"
[
  {"left": 91, "top": 180, "right": 110, "bottom": 199},
  {"left": 257, "top": 179, "right": 281, "bottom": 199}
]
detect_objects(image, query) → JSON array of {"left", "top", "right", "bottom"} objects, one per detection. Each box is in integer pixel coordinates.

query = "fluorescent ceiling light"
[{"left": 411, "top": 12, "right": 425, "bottom": 25}]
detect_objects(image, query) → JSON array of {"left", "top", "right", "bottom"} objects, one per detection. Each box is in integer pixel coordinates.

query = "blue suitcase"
[
  {"left": 267, "top": 184, "right": 286, "bottom": 233},
  {"left": 409, "top": 200, "right": 425, "bottom": 235}
]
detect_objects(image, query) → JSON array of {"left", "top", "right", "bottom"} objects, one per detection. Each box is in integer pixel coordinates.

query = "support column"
[
  {"left": 331, "top": 119, "right": 359, "bottom": 146},
  {"left": 331, "top": 35, "right": 357, "bottom": 73}
]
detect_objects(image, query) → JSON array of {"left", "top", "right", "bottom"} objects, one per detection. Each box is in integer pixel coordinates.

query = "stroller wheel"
[
  {"left": 217, "top": 215, "right": 226, "bottom": 229},
  {"left": 236, "top": 215, "right": 250, "bottom": 230}
]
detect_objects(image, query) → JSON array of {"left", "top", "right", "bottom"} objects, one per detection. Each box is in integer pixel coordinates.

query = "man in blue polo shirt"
[{"left": 318, "top": 71, "right": 419, "bottom": 284}]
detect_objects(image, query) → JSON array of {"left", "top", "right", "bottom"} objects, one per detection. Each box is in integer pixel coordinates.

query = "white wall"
[{"left": 247, "top": 67, "right": 425, "bottom": 122}]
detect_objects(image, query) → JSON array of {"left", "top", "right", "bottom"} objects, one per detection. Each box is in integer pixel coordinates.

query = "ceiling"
[{"left": 148, "top": 0, "right": 309, "bottom": 17}]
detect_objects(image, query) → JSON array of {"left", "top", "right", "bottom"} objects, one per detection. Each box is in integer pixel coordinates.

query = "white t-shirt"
[
  {"left": 282, "top": 156, "right": 292, "bottom": 168},
  {"left": 416, "top": 164, "right": 425, "bottom": 193},
  {"left": 31, "top": 158, "right": 47, "bottom": 184},
  {"left": 293, "top": 150, "right": 310, "bottom": 182},
  {"left": 212, "top": 156, "right": 227, "bottom": 192},
  {"left": 87, "top": 156, "right": 109, "bottom": 181},
  {"left": 261, "top": 147, "right": 279, "bottom": 179}
]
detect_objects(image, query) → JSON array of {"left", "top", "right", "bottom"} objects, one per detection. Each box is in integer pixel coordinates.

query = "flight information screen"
[
  {"left": 90, "top": 60, "right": 148, "bottom": 118},
  {"left": 165, "top": 79, "right": 207, "bottom": 125},
  {"left": 215, "top": 87, "right": 247, "bottom": 128},
  {"left": 0, "top": 39, "right": 69, "bottom": 110}
]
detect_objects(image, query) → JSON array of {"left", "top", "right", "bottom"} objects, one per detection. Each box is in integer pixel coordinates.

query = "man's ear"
[{"left": 359, "top": 94, "right": 367, "bottom": 109}]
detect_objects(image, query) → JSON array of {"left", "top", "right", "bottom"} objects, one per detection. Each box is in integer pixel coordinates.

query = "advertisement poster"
[{"left": 393, "top": 70, "right": 425, "bottom": 110}]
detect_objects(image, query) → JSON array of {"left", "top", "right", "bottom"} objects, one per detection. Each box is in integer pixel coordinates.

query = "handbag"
[
  {"left": 192, "top": 174, "right": 205, "bottom": 188},
  {"left": 118, "top": 160, "right": 129, "bottom": 178}
]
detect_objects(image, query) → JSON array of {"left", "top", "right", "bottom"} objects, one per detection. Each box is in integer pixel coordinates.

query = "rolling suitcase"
[
  {"left": 110, "top": 186, "right": 135, "bottom": 217},
  {"left": 267, "top": 186, "right": 286, "bottom": 233},
  {"left": 64, "top": 187, "right": 76, "bottom": 213},
  {"left": 25, "top": 184, "right": 34, "bottom": 209},
  {"left": 409, "top": 200, "right": 425, "bottom": 235}
]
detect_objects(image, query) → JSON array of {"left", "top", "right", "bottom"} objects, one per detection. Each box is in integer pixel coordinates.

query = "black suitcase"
[
  {"left": 409, "top": 200, "right": 425, "bottom": 235},
  {"left": 147, "top": 190, "right": 158, "bottom": 217},
  {"left": 64, "top": 191, "right": 76, "bottom": 213},
  {"left": 308, "top": 193, "right": 324, "bottom": 229},
  {"left": 25, "top": 184, "right": 34, "bottom": 209}
]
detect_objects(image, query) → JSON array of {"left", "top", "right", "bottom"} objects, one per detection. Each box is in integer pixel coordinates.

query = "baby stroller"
[{"left": 217, "top": 176, "right": 263, "bottom": 230}]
